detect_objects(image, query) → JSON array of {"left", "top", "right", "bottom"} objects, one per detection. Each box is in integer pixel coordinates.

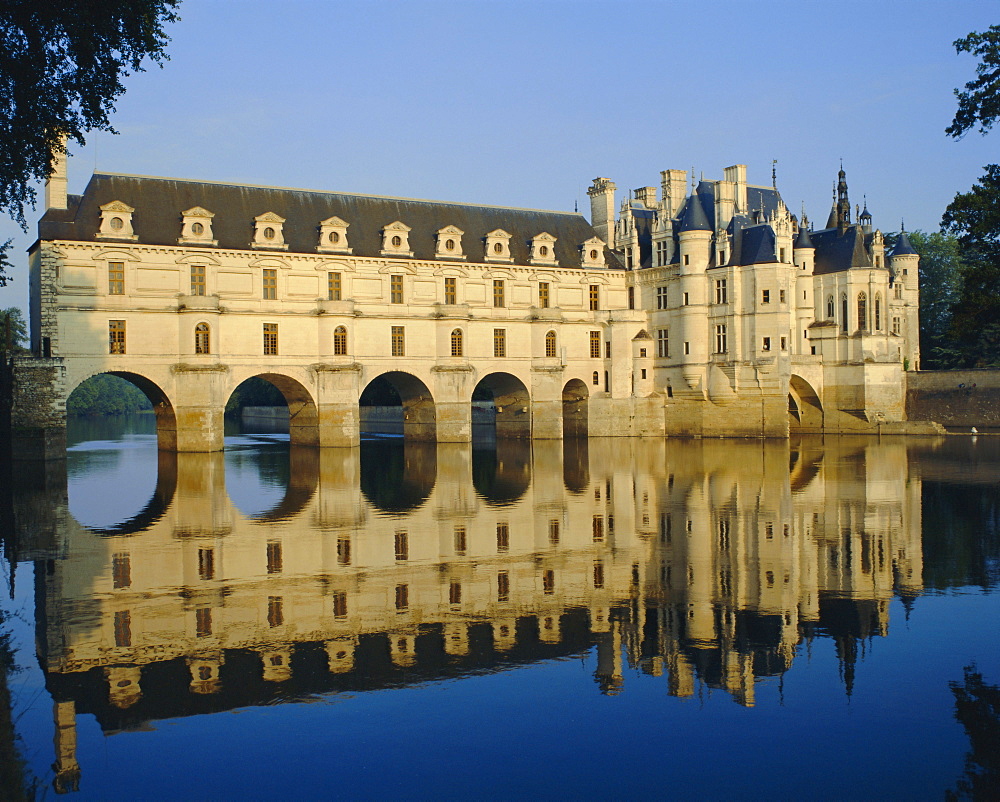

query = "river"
[{"left": 1, "top": 415, "right": 998, "bottom": 799}]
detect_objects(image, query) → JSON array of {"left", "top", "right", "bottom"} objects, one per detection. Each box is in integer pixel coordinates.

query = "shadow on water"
[
  {"left": 359, "top": 438, "right": 436, "bottom": 514},
  {"left": 471, "top": 439, "right": 530, "bottom": 506},
  {"left": 947, "top": 665, "right": 1000, "bottom": 800}
]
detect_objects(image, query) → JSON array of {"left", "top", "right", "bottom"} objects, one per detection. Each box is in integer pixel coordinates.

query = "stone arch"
[
  {"left": 228, "top": 371, "right": 319, "bottom": 447},
  {"left": 472, "top": 371, "right": 531, "bottom": 439},
  {"left": 66, "top": 369, "right": 178, "bottom": 451},
  {"left": 562, "top": 378, "right": 589, "bottom": 438},
  {"left": 788, "top": 375, "right": 823, "bottom": 431},
  {"left": 360, "top": 370, "right": 436, "bottom": 441}
]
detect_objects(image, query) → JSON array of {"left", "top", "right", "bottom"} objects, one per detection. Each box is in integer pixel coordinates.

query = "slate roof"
[
  {"left": 794, "top": 224, "right": 814, "bottom": 249},
  {"left": 889, "top": 230, "right": 917, "bottom": 257},
  {"left": 678, "top": 192, "right": 712, "bottom": 232},
  {"left": 39, "top": 173, "right": 616, "bottom": 269},
  {"left": 737, "top": 224, "right": 777, "bottom": 265},
  {"left": 809, "top": 226, "right": 875, "bottom": 274}
]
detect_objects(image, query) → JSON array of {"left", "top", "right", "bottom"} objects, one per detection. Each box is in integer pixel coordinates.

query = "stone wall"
[
  {"left": 10, "top": 356, "right": 67, "bottom": 460},
  {"left": 906, "top": 369, "right": 1000, "bottom": 429}
]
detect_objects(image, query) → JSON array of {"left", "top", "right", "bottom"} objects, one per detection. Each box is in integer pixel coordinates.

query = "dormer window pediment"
[
  {"left": 380, "top": 221, "right": 413, "bottom": 257},
  {"left": 529, "top": 232, "right": 559, "bottom": 266},
  {"left": 485, "top": 229, "right": 513, "bottom": 263},
  {"left": 97, "top": 200, "right": 137, "bottom": 241},
  {"left": 178, "top": 206, "right": 217, "bottom": 246},
  {"left": 435, "top": 225, "right": 466, "bottom": 260},
  {"left": 318, "top": 216, "right": 352, "bottom": 254},
  {"left": 580, "top": 236, "right": 606, "bottom": 268},
  {"left": 252, "top": 212, "right": 287, "bottom": 250}
]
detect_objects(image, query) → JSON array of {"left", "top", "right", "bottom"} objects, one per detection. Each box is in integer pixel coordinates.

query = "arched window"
[
  {"left": 592, "top": 371, "right": 599, "bottom": 386},
  {"left": 874, "top": 293, "right": 882, "bottom": 331},
  {"left": 545, "top": 330, "right": 557, "bottom": 358},
  {"left": 841, "top": 293, "right": 848, "bottom": 332},
  {"left": 826, "top": 295, "right": 835, "bottom": 320},
  {"left": 450, "top": 328, "right": 463, "bottom": 357},
  {"left": 333, "top": 326, "right": 347, "bottom": 356},
  {"left": 194, "top": 323, "right": 210, "bottom": 354},
  {"left": 857, "top": 292, "right": 868, "bottom": 331}
]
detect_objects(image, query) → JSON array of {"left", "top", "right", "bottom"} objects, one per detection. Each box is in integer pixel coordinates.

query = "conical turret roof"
[
  {"left": 890, "top": 230, "right": 918, "bottom": 256},
  {"left": 678, "top": 192, "right": 712, "bottom": 232},
  {"left": 795, "top": 223, "right": 814, "bottom": 249}
]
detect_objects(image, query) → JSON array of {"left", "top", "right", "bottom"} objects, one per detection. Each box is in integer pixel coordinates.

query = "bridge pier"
[
  {"left": 435, "top": 401, "right": 472, "bottom": 442},
  {"left": 318, "top": 403, "right": 360, "bottom": 448}
]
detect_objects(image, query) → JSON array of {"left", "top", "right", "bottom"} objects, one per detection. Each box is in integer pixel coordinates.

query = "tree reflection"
[{"left": 948, "top": 665, "right": 1000, "bottom": 800}]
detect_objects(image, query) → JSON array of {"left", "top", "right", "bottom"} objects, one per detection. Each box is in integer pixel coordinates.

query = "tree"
[
  {"left": 0, "top": 309, "right": 27, "bottom": 354},
  {"left": 0, "top": 1, "right": 180, "bottom": 284},
  {"left": 947, "top": 25, "right": 1000, "bottom": 139},
  {"left": 942, "top": 165, "right": 1000, "bottom": 367}
]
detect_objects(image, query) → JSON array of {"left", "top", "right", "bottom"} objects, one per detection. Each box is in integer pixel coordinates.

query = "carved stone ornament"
[
  {"left": 252, "top": 212, "right": 288, "bottom": 250},
  {"left": 380, "top": 221, "right": 413, "bottom": 257},
  {"left": 97, "top": 200, "right": 137, "bottom": 240},
  {"left": 580, "top": 236, "right": 606, "bottom": 268},
  {"left": 318, "top": 216, "right": 352, "bottom": 254},
  {"left": 179, "top": 206, "right": 218, "bottom": 246},
  {"left": 484, "top": 228, "right": 513, "bottom": 263},
  {"left": 435, "top": 225, "right": 466, "bottom": 259},
  {"left": 529, "top": 232, "right": 559, "bottom": 266}
]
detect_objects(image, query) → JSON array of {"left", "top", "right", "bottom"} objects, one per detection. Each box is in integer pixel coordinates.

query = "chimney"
[
  {"left": 723, "top": 165, "right": 747, "bottom": 213},
  {"left": 588, "top": 177, "right": 617, "bottom": 249},
  {"left": 44, "top": 137, "right": 68, "bottom": 211}
]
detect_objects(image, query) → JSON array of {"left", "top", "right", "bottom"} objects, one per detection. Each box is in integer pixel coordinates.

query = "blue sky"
[{"left": 1, "top": 0, "right": 996, "bottom": 312}]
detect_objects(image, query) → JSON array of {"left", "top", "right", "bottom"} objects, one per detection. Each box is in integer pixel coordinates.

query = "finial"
[
  {"left": 574, "top": 199, "right": 578, "bottom": 213},
  {"left": 832, "top": 182, "right": 836, "bottom": 201},
  {"left": 901, "top": 219, "right": 905, "bottom": 232},
  {"left": 772, "top": 159, "right": 777, "bottom": 189},
  {"left": 691, "top": 167, "right": 695, "bottom": 192}
]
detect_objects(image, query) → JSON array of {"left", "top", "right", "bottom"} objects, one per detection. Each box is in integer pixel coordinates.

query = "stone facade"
[{"left": 28, "top": 157, "right": 920, "bottom": 450}]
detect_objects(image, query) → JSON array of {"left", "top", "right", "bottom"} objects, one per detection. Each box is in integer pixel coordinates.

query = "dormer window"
[
  {"left": 179, "top": 207, "right": 217, "bottom": 246},
  {"left": 318, "top": 216, "right": 352, "bottom": 254},
  {"left": 485, "top": 229, "right": 513, "bottom": 263},
  {"left": 97, "top": 201, "right": 137, "bottom": 240},
  {"left": 381, "top": 221, "right": 413, "bottom": 257},
  {"left": 580, "top": 237, "right": 606, "bottom": 268},
  {"left": 252, "top": 212, "right": 288, "bottom": 250},
  {"left": 530, "top": 232, "right": 558, "bottom": 266},
  {"left": 436, "top": 226, "right": 466, "bottom": 259}
]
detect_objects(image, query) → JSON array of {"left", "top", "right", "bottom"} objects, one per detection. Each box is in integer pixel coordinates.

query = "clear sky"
[{"left": 1, "top": 0, "right": 996, "bottom": 312}]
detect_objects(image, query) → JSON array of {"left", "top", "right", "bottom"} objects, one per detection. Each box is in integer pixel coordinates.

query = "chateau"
[{"left": 27, "top": 157, "right": 921, "bottom": 449}]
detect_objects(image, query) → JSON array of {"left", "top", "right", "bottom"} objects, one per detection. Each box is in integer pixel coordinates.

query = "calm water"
[{"left": 2, "top": 416, "right": 999, "bottom": 799}]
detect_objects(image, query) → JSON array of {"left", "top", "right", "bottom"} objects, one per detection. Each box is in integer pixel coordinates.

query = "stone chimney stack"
[
  {"left": 44, "top": 138, "right": 68, "bottom": 211},
  {"left": 588, "top": 177, "right": 617, "bottom": 249},
  {"left": 723, "top": 165, "right": 747, "bottom": 213}
]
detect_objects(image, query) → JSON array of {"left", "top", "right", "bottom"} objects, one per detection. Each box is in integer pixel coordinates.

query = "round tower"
[
  {"left": 676, "top": 190, "right": 713, "bottom": 380},
  {"left": 794, "top": 219, "right": 816, "bottom": 354},
  {"left": 888, "top": 228, "right": 920, "bottom": 369}
]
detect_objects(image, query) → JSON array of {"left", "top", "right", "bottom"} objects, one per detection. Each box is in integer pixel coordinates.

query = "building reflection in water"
[{"left": 36, "top": 435, "right": 928, "bottom": 793}]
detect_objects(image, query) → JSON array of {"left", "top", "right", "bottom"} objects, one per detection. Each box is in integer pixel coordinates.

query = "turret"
[
  {"left": 836, "top": 166, "right": 851, "bottom": 234},
  {"left": 587, "top": 178, "right": 617, "bottom": 250},
  {"left": 889, "top": 226, "right": 920, "bottom": 369},
  {"left": 677, "top": 189, "right": 712, "bottom": 274},
  {"left": 794, "top": 217, "right": 817, "bottom": 354}
]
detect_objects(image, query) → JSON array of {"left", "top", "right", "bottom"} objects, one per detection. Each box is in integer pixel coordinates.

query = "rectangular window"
[
  {"left": 641, "top": 368, "right": 646, "bottom": 379},
  {"left": 114, "top": 610, "right": 132, "bottom": 647},
  {"left": 493, "top": 279, "right": 505, "bottom": 307},
  {"left": 444, "top": 276, "right": 457, "bottom": 305},
  {"left": 108, "top": 262, "right": 125, "bottom": 295},
  {"left": 195, "top": 607, "right": 212, "bottom": 638},
  {"left": 497, "top": 571, "right": 509, "bottom": 602},
  {"left": 892, "top": 317, "right": 901, "bottom": 335},
  {"left": 656, "top": 286, "right": 668, "bottom": 310},
  {"left": 109, "top": 320, "right": 126, "bottom": 354},
  {"left": 391, "top": 325, "right": 405, "bottom": 357},
  {"left": 593, "top": 515, "right": 604, "bottom": 542},
  {"left": 684, "top": 254, "right": 690, "bottom": 266},
  {"left": 395, "top": 584, "right": 409, "bottom": 611},
  {"left": 657, "top": 329, "right": 669, "bottom": 358},
  {"left": 190, "top": 265, "right": 206, "bottom": 296},
  {"left": 762, "top": 289, "right": 770, "bottom": 304},
  {"left": 716, "top": 324, "right": 728, "bottom": 354},
  {"left": 593, "top": 562, "right": 605, "bottom": 589},
  {"left": 543, "top": 569, "right": 555, "bottom": 594},
  {"left": 549, "top": 519, "right": 560, "bottom": 544},
  {"left": 266, "top": 541, "right": 282, "bottom": 574},
  {"left": 625, "top": 248, "right": 633, "bottom": 269},
  {"left": 684, "top": 341, "right": 690, "bottom": 355},
  {"left": 262, "top": 268, "right": 277, "bottom": 300},
  {"left": 395, "top": 531, "right": 408, "bottom": 561},
  {"left": 538, "top": 282, "right": 550, "bottom": 308},
  {"left": 112, "top": 553, "right": 131, "bottom": 589},
  {"left": 390, "top": 274, "right": 403, "bottom": 304},
  {"left": 779, "top": 289, "right": 786, "bottom": 304},
  {"left": 763, "top": 337, "right": 771, "bottom": 351},
  {"left": 605, "top": 340, "right": 611, "bottom": 359},
  {"left": 628, "top": 286, "right": 635, "bottom": 309},
  {"left": 656, "top": 240, "right": 668, "bottom": 265},
  {"left": 493, "top": 328, "right": 506, "bottom": 358},
  {"left": 332, "top": 590, "right": 348, "bottom": 618},
  {"left": 449, "top": 581, "right": 462, "bottom": 606},
  {"left": 589, "top": 284, "right": 600, "bottom": 311},
  {"left": 337, "top": 537, "right": 351, "bottom": 566},
  {"left": 780, "top": 336, "right": 787, "bottom": 351},
  {"left": 496, "top": 523, "right": 509, "bottom": 552},
  {"left": 683, "top": 292, "right": 690, "bottom": 306},
  {"left": 328, "top": 271, "right": 342, "bottom": 301},
  {"left": 454, "top": 526, "right": 467, "bottom": 556},
  {"left": 715, "top": 279, "right": 727, "bottom": 305},
  {"left": 263, "top": 323, "right": 278, "bottom": 355},
  {"left": 267, "top": 596, "right": 283, "bottom": 627},
  {"left": 590, "top": 331, "right": 601, "bottom": 358},
  {"left": 198, "top": 548, "right": 214, "bottom": 581},
  {"left": 779, "top": 247, "right": 786, "bottom": 262}
]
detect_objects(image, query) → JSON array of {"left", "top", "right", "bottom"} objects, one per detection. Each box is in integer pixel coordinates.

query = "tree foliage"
[
  {"left": 0, "top": 240, "right": 11, "bottom": 287},
  {"left": 0, "top": 0, "right": 180, "bottom": 229},
  {"left": 941, "top": 165, "right": 1000, "bottom": 368},
  {"left": 225, "top": 377, "right": 287, "bottom": 417},
  {"left": 0, "top": 308, "right": 27, "bottom": 354},
  {"left": 66, "top": 374, "right": 152, "bottom": 415},
  {"left": 947, "top": 25, "right": 1000, "bottom": 139},
  {"left": 947, "top": 665, "right": 1000, "bottom": 800}
]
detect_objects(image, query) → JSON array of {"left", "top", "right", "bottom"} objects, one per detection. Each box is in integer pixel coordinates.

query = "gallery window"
[
  {"left": 263, "top": 323, "right": 278, "bottom": 355},
  {"left": 391, "top": 326, "right": 405, "bottom": 357},
  {"left": 493, "top": 279, "right": 505, "bottom": 308},
  {"left": 545, "top": 330, "right": 557, "bottom": 358},
  {"left": 194, "top": 323, "right": 210, "bottom": 354},
  {"left": 390, "top": 274, "right": 403, "bottom": 304},
  {"left": 109, "top": 320, "right": 126, "bottom": 354},
  {"left": 444, "top": 276, "right": 457, "bottom": 305},
  {"left": 450, "top": 328, "right": 463, "bottom": 357},
  {"left": 333, "top": 326, "right": 347, "bottom": 356},
  {"left": 108, "top": 261, "right": 125, "bottom": 295},
  {"left": 538, "top": 281, "right": 550, "bottom": 308},
  {"left": 589, "top": 284, "right": 600, "bottom": 311},
  {"left": 590, "top": 331, "right": 601, "bottom": 358},
  {"left": 262, "top": 268, "right": 277, "bottom": 300},
  {"left": 493, "top": 328, "right": 506, "bottom": 358},
  {"left": 190, "top": 265, "right": 206, "bottom": 296},
  {"left": 328, "top": 271, "right": 342, "bottom": 301}
]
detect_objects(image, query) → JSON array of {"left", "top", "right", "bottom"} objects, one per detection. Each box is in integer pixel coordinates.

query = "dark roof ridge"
[{"left": 88, "top": 172, "right": 582, "bottom": 216}]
